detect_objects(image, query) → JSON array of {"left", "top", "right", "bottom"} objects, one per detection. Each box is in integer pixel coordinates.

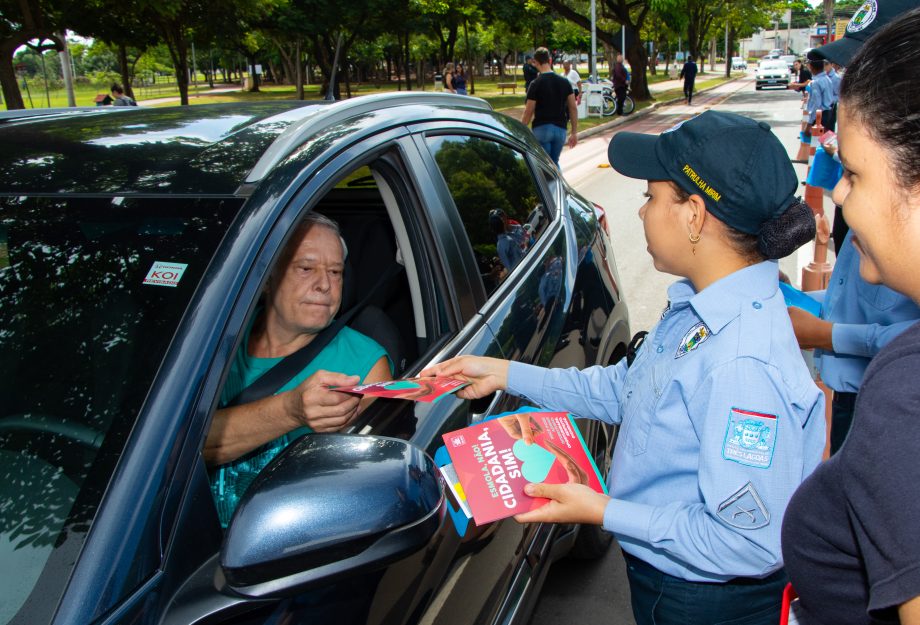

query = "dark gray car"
[{"left": 0, "top": 93, "right": 631, "bottom": 625}]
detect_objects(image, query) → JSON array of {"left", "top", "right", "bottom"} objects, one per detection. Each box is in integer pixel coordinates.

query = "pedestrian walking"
[
  {"left": 425, "top": 110, "right": 824, "bottom": 625},
  {"left": 520, "top": 47, "right": 577, "bottom": 167},
  {"left": 442, "top": 62, "right": 455, "bottom": 93},
  {"left": 453, "top": 63, "right": 467, "bottom": 95},
  {"left": 562, "top": 59, "right": 581, "bottom": 99},
  {"left": 782, "top": 6, "right": 920, "bottom": 624},
  {"left": 611, "top": 53, "right": 629, "bottom": 114},
  {"left": 679, "top": 56, "right": 698, "bottom": 104},
  {"left": 523, "top": 55, "right": 538, "bottom": 93}
]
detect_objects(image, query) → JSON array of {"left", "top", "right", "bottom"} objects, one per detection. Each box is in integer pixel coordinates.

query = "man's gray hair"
[{"left": 299, "top": 212, "right": 348, "bottom": 260}]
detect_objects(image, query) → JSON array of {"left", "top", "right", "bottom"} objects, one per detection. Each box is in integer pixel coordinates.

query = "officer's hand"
[
  {"left": 787, "top": 307, "right": 834, "bottom": 351},
  {"left": 420, "top": 355, "right": 509, "bottom": 400},
  {"left": 514, "top": 482, "right": 609, "bottom": 525},
  {"left": 285, "top": 370, "right": 361, "bottom": 432}
]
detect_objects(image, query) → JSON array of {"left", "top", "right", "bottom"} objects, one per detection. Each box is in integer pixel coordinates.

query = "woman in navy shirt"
[{"left": 781, "top": 7, "right": 920, "bottom": 624}]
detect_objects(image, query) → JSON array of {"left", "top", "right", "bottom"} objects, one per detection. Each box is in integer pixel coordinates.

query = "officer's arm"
[
  {"left": 603, "top": 359, "right": 825, "bottom": 577},
  {"left": 833, "top": 303, "right": 920, "bottom": 358},
  {"left": 507, "top": 360, "right": 628, "bottom": 425}
]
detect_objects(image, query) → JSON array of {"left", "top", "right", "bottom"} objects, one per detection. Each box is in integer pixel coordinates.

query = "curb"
[{"left": 575, "top": 76, "right": 744, "bottom": 140}]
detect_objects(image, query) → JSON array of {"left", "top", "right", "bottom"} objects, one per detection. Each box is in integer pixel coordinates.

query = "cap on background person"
[{"left": 807, "top": 0, "right": 914, "bottom": 66}]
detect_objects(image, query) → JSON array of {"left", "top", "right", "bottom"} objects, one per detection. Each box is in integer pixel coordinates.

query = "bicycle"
[{"left": 601, "top": 82, "right": 635, "bottom": 117}]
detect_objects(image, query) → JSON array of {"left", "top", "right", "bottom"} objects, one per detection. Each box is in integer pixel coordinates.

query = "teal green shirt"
[{"left": 211, "top": 320, "right": 389, "bottom": 527}]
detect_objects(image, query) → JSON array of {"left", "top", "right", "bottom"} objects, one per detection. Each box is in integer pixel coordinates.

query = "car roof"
[{"left": 0, "top": 94, "right": 493, "bottom": 196}]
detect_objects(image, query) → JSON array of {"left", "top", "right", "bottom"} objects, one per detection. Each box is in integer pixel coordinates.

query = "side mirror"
[{"left": 220, "top": 434, "right": 442, "bottom": 599}]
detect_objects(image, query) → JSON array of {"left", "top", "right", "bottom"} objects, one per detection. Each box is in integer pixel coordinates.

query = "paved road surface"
[{"left": 527, "top": 73, "right": 825, "bottom": 625}]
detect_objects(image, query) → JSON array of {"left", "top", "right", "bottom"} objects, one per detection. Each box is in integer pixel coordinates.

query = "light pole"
[{"left": 590, "top": 0, "right": 597, "bottom": 80}]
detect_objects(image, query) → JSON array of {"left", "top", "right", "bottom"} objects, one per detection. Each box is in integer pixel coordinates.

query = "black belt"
[{"left": 623, "top": 551, "right": 786, "bottom": 586}]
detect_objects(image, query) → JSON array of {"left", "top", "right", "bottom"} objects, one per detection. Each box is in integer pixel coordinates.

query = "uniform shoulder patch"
[
  {"left": 717, "top": 482, "right": 770, "bottom": 530},
  {"left": 722, "top": 408, "right": 777, "bottom": 469},
  {"left": 675, "top": 322, "right": 710, "bottom": 358}
]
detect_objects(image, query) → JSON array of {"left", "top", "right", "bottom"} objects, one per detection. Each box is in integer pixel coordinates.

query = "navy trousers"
[{"left": 623, "top": 552, "right": 787, "bottom": 625}]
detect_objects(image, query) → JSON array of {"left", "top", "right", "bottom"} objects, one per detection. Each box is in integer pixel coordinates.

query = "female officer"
[
  {"left": 424, "top": 111, "right": 826, "bottom": 625},
  {"left": 782, "top": 8, "right": 920, "bottom": 624}
]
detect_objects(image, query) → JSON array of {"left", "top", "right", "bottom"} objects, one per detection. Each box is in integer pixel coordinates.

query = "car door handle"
[{"left": 470, "top": 391, "right": 501, "bottom": 422}]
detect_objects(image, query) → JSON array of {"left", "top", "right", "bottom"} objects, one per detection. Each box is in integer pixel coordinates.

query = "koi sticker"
[{"left": 143, "top": 261, "right": 188, "bottom": 287}]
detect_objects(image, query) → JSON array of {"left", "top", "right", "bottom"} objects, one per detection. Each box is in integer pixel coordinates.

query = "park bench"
[{"left": 496, "top": 82, "right": 518, "bottom": 95}]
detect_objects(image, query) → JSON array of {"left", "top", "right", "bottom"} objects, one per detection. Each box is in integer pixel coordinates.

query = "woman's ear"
[{"left": 686, "top": 194, "right": 708, "bottom": 237}]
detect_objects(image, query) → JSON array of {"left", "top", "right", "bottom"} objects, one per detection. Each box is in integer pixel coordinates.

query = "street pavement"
[{"left": 527, "top": 72, "right": 828, "bottom": 625}]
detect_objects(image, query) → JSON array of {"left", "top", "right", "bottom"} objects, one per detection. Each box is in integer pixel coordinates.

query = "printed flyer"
[
  {"left": 442, "top": 410, "right": 607, "bottom": 525},
  {"left": 333, "top": 376, "right": 470, "bottom": 403}
]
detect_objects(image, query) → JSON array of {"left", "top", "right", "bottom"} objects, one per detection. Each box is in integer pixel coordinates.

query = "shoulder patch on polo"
[
  {"left": 722, "top": 408, "right": 777, "bottom": 468},
  {"left": 718, "top": 482, "right": 770, "bottom": 530},
  {"left": 675, "top": 322, "right": 710, "bottom": 358}
]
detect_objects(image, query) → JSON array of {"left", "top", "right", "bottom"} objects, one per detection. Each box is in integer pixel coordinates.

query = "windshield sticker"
[{"left": 143, "top": 261, "right": 188, "bottom": 287}]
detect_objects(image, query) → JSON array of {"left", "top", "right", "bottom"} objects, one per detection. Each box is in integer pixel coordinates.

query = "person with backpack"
[{"left": 110, "top": 83, "right": 137, "bottom": 106}]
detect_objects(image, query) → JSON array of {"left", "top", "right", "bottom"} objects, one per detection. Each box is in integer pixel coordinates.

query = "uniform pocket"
[
  {"left": 860, "top": 281, "right": 901, "bottom": 311},
  {"left": 624, "top": 362, "right": 671, "bottom": 456}
]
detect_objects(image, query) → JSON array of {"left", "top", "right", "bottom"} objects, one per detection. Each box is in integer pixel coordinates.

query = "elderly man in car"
[{"left": 205, "top": 212, "right": 391, "bottom": 527}]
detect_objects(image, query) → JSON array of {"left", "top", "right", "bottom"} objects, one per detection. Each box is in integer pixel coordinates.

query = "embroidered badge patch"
[
  {"left": 847, "top": 0, "right": 877, "bottom": 33},
  {"left": 717, "top": 482, "right": 770, "bottom": 530},
  {"left": 722, "top": 408, "right": 777, "bottom": 469},
  {"left": 675, "top": 322, "right": 710, "bottom": 358}
]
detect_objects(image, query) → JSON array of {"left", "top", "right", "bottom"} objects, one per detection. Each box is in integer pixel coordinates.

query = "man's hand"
[
  {"left": 514, "top": 482, "right": 609, "bottom": 525},
  {"left": 788, "top": 307, "right": 834, "bottom": 351},
  {"left": 284, "top": 370, "right": 362, "bottom": 432},
  {"left": 567, "top": 133, "right": 578, "bottom": 148},
  {"left": 420, "top": 355, "right": 509, "bottom": 400}
]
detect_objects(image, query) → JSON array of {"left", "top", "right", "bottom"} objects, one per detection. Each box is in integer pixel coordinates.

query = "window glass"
[
  {"left": 426, "top": 135, "right": 550, "bottom": 295},
  {"left": 0, "top": 195, "right": 242, "bottom": 625}
]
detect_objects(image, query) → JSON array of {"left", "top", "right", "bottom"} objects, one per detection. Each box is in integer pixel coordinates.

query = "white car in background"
[
  {"left": 755, "top": 60, "right": 791, "bottom": 90},
  {"left": 731, "top": 56, "right": 747, "bottom": 70}
]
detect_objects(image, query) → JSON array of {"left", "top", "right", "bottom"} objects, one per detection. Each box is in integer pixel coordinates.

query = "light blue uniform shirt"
[
  {"left": 507, "top": 261, "right": 825, "bottom": 582},
  {"left": 827, "top": 68, "right": 841, "bottom": 101},
  {"left": 810, "top": 232, "right": 920, "bottom": 393},
  {"left": 806, "top": 72, "right": 833, "bottom": 124}
]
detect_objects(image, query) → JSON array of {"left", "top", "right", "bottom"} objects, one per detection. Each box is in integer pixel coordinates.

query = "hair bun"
[{"left": 757, "top": 199, "right": 816, "bottom": 259}]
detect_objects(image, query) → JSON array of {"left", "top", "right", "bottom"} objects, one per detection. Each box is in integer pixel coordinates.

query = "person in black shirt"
[
  {"left": 788, "top": 59, "right": 812, "bottom": 92},
  {"left": 679, "top": 57, "right": 698, "bottom": 104},
  {"left": 781, "top": 6, "right": 920, "bottom": 624},
  {"left": 523, "top": 55, "right": 538, "bottom": 93},
  {"left": 520, "top": 47, "right": 577, "bottom": 167}
]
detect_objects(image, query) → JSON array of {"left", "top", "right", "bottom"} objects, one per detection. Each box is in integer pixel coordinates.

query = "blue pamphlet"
[{"left": 779, "top": 282, "right": 822, "bottom": 316}]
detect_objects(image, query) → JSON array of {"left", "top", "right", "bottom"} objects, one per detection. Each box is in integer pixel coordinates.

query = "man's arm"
[
  {"left": 521, "top": 99, "right": 537, "bottom": 126},
  {"left": 205, "top": 369, "right": 362, "bottom": 466},
  {"left": 566, "top": 93, "right": 578, "bottom": 148}
]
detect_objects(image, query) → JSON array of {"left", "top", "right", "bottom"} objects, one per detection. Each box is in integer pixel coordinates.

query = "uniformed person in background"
[{"left": 424, "top": 111, "right": 826, "bottom": 625}]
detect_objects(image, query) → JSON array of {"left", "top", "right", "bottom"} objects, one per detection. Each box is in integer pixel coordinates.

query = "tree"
[
  {"left": 0, "top": 0, "right": 75, "bottom": 109},
  {"left": 532, "top": 0, "right": 654, "bottom": 100}
]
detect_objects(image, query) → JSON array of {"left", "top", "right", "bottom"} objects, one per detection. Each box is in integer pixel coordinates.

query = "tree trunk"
[
  {"left": 626, "top": 40, "right": 650, "bottom": 101},
  {"left": 0, "top": 49, "right": 24, "bottom": 110},
  {"left": 296, "top": 43, "right": 304, "bottom": 100},
  {"left": 247, "top": 56, "right": 260, "bottom": 92},
  {"left": 403, "top": 30, "right": 412, "bottom": 92},
  {"left": 116, "top": 43, "right": 134, "bottom": 98},
  {"left": 725, "top": 26, "right": 736, "bottom": 78}
]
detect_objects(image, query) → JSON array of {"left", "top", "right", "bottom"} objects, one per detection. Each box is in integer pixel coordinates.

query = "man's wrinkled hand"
[{"left": 286, "top": 370, "right": 361, "bottom": 432}]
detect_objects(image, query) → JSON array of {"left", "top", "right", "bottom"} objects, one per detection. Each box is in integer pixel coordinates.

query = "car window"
[
  {"left": 0, "top": 196, "right": 242, "bottom": 625},
  {"left": 425, "top": 135, "right": 551, "bottom": 296}
]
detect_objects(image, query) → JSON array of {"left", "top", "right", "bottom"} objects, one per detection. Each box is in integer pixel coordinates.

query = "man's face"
[{"left": 267, "top": 224, "right": 345, "bottom": 336}]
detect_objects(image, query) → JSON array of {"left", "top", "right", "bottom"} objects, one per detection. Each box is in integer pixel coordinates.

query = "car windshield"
[
  {"left": 0, "top": 196, "right": 242, "bottom": 625},
  {"left": 759, "top": 62, "right": 788, "bottom": 70}
]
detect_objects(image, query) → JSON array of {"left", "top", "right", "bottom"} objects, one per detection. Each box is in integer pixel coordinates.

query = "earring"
[{"left": 689, "top": 231, "right": 700, "bottom": 256}]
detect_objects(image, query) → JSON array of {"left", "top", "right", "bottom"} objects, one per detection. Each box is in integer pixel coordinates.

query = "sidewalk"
[{"left": 139, "top": 85, "right": 243, "bottom": 106}]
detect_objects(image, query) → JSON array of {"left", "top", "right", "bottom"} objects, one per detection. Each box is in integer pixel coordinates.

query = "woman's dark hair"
[
  {"left": 670, "top": 182, "right": 815, "bottom": 261},
  {"left": 840, "top": 7, "right": 920, "bottom": 191}
]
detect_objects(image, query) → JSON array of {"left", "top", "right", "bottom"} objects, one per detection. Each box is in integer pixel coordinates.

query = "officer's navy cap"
[
  {"left": 808, "top": 0, "right": 912, "bottom": 66},
  {"left": 607, "top": 111, "right": 798, "bottom": 236}
]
